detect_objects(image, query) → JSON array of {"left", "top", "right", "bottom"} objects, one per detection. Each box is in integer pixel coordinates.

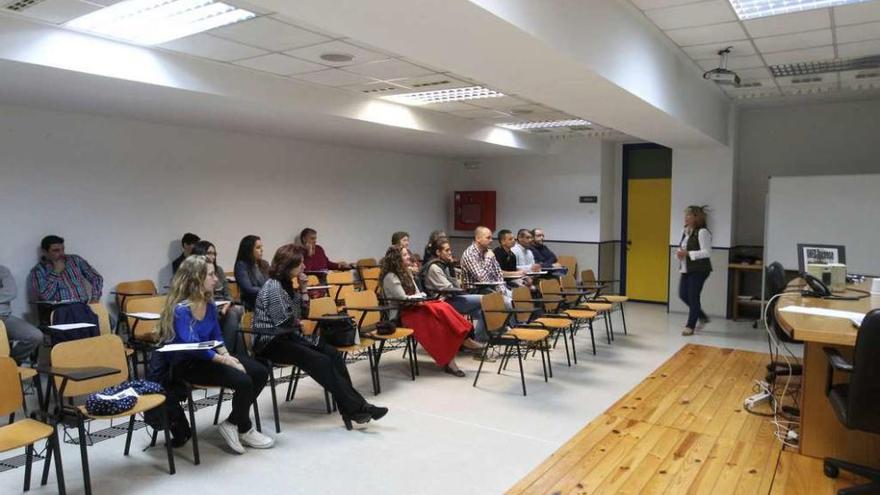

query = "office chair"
[
  {"left": 822, "top": 309, "right": 880, "bottom": 494},
  {"left": 763, "top": 261, "right": 803, "bottom": 417}
]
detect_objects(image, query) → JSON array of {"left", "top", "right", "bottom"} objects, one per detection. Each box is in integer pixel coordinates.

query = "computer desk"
[{"left": 776, "top": 281, "right": 880, "bottom": 468}]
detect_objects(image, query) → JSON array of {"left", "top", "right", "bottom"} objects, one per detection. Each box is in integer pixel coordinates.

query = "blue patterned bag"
[{"left": 85, "top": 380, "right": 164, "bottom": 416}]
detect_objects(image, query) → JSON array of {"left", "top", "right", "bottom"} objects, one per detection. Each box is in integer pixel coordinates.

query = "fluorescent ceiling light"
[
  {"left": 382, "top": 86, "right": 503, "bottom": 105},
  {"left": 769, "top": 55, "right": 880, "bottom": 77},
  {"left": 728, "top": 0, "right": 872, "bottom": 20},
  {"left": 65, "top": 0, "right": 255, "bottom": 46},
  {"left": 498, "top": 119, "right": 592, "bottom": 131}
]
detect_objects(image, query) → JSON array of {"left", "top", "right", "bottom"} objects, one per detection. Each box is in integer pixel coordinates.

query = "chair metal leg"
[
  {"left": 588, "top": 320, "right": 597, "bottom": 355},
  {"left": 516, "top": 343, "right": 527, "bottom": 396},
  {"left": 40, "top": 436, "right": 52, "bottom": 487},
  {"left": 76, "top": 418, "right": 92, "bottom": 495},
  {"left": 51, "top": 429, "right": 66, "bottom": 495},
  {"left": 539, "top": 343, "right": 548, "bottom": 383},
  {"left": 287, "top": 369, "right": 300, "bottom": 403},
  {"left": 24, "top": 443, "right": 33, "bottom": 492},
  {"left": 619, "top": 304, "right": 628, "bottom": 334},
  {"left": 367, "top": 347, "right": 378, "bottom": 396},
  {"left": 123, "top": 414, "right": 135, "bottom": 455},
  {"left": 187, "top": 392, "right": 200, "bottom": 465},
  {"left": 497, "top": 347, "right": 508, "bottom": 374},
  {"left": 604, "top": 315, "right": 612, "bottom": 344},
  {"left": 161, "top": 403, "right": 176, "bottom": 475},
  {"left": 412, "top": 339, "right": 420, "bottom": 376},
  {"left": 406, "top": 337, "right": 416, "bottom": 381},
  {"left": 324, "top": 390, "right": 332, "bottom": 414},
  {"left": 472, "top": 343, "right": 490, "bottom": 388},
  {"left": 213, "top": 387, "right": 224, "bottom": 425},
  {"left": 547, "top": 343, "right": 554, "bottom": 379},
  {"left": 252, "top": 399, "right": 262, "bottom": 433},
  {"left": 570, "top": 328, "right": 578, "bottom": 364},
  {"left": 269, "top": 373, "right": 280, "bottom": 433},
  {"left": 607, "top": 313, "right": 614, "bottom": 341}
]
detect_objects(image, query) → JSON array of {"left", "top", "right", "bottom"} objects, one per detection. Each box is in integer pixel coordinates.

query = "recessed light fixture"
[
  {"left": 320, "top": 53, "right": 355, "bottom": 63},
  {"left": 498, "top": 119, "right": 592, "bottom": 131},
  {"left": 769, "top": 55, "right": 880, "bottom": 77},
  {"left": 382, "top": 86, "right": 503, "bottom": 105},
  {"left": 727, "top": 0, "right": 871, "bottom": 20},
  {"left": 65, "top": 0, "right": 255, "bottom": 46}
]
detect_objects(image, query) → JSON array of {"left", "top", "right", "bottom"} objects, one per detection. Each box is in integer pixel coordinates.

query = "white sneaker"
[
  {"left": 240, "top": 427, "right": 274, "bottom": 449},
  {"left": 218, "top": 421, "right": 246, "bottom": 454}
]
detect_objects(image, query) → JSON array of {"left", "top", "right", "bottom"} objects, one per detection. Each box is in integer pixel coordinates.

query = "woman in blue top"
[{"left": 155, "top": 255, "right": 272, "bottom": 455}]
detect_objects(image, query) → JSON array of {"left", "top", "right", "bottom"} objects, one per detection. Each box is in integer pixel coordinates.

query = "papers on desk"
[
  {"left": 215, "top": 300, "right": 231, "bottom": 308},
  {"left": 48, "top": 323, "right": 97, "bottom": 331},
  {"left": 526, "top": 271, "right": 548, "bottom": 276},
  {"left": 308, "top": 285, "right": 331, "bottom": 290},
  {"left": 127, "top": 312, "right": 161, "bottom": 320},
  {"left": 779, "top": 305, "right": 865, "bottom": 327},
  {"left": 156, "top": 341, "right": 223, "bottom": 352}
]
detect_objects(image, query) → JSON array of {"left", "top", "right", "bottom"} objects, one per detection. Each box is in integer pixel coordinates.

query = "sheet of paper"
[
  {"left": 779, "top": 305, "right": 865, "bottom": 327},
  {"left": 156, "top": 340, "right": 223, "bottom": 352},
  {"left": 97, "top": 387, "right": 140, "bottom": 401},
  {"left": 48, "top": 323, "right": 97, "bottom": 331},
  {"left": 215, "top": 300, "right": 231, "bottom": 308},
  {"left": 127, "top": 312, "right": 160, "bottom": 320}
]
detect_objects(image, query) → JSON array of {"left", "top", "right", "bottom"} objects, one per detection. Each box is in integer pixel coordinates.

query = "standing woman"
[
  {"left": 677, "top": 205, "right": 712, "bottom": 336},
  {"left": 381, "top": 246, "right": 480, "bottom": 377},
  {"left": 253, "top": 244, "right": 387, "bottom": 429},
  {"left": 234, "top": 235, "right": 269, "bottom": 311},
  {"left": 154, "top": 255, "right": 272, "bottom": 454},
  {"left": 192, "top": 240, "right": 244, "bottom": 347}
]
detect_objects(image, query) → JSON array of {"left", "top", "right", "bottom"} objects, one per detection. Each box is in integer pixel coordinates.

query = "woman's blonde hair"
[
  {"left": 157, "top": 255, "right": 213, "bottom": 343},
  {"left": 685, "top": 205, "right": 709, "bottom": 230}
]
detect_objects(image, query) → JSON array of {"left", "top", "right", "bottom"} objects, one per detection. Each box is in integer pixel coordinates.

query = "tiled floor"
[{"left": 1, "top": 304, "right": 788, "bottom": 495}]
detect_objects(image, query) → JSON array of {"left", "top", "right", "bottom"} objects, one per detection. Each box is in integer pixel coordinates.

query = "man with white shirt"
[{"left": 511, "top": 229, "right": 542, "bottom": 273}]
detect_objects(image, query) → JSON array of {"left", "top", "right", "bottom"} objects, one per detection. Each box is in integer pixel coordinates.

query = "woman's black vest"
[{"left": 684, "top": 229, "right": 712, "bottom": 274}]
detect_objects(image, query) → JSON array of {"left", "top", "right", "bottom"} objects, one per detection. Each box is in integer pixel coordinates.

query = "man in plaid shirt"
[
  {"left": 460, "top": 226, "right": 511, "bottom": 300},
  {"left": 28, "top": 235, "right": 103, "bottom": 304}
]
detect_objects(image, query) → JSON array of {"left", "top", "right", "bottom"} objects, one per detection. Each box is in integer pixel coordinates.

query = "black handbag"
[{"left": 319, "top": 315, "right": 358, "bottom": 347}]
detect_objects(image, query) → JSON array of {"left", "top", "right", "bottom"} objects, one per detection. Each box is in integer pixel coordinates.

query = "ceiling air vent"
[
  {"left": 855, "top": 71, "right": 880, "bottom": 80},
  {"left": 739, "top": 81, "right": 763, "bottom": 88},
  {"left": 568, "top": 125, "right": 592, "bottom": 131},
  {"left": 792, "top": 76, "right": 823, "bottom": 84},
  {"left": 410, "top": 79, "right": 452, "bottom": 89},
  {"left": 3, "top": 0, "right": 46, "bottom": 11},
  {"left": 530, "top": 129, "right": 552, "bottom": 134},
  {"left": 360, "top": 86, "right": 400, "bottom": 94}
]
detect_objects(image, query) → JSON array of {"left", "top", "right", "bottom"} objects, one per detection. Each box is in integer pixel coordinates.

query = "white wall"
[
  {"left": 0, "top": 103, "right": 452, "bottom": 317},
  {"left": 670, "top": 147, "right": 734, "bottom": 248},
  {"left": 736, "top": 98, "right": 880, "bottom": 245}
]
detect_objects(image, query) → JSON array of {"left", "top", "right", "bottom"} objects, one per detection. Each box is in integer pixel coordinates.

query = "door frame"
[{"left": 620, "top": 142, "right": 670, "bottom": 302}]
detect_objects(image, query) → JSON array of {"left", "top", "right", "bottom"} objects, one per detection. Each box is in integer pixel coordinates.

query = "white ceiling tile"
[
  {"left": 836, "top": 22, "right": 880, "bottom": 44},
  {"left": 233, "top": 53, "right": 327, "bottom": 76},
  {"left": 339, "top": 81, "right": 411, "bottom": 97},
  {"left": 343, "top": 39, "right": 401, "bottom": 58},
  {"left": 160, "top": 34, "right": 268, "bottom": 62},
  {"left": 697, "top": 54, "right": 765, "bottom": 70},
  {"left": 736, "top": 67, "right": 772, "bottom": 79},
  {"left": 665, "top": 22, "right": 748, "bottom": 46},
  {"left": 284, "top": 40, "right": 389, "bottom": 67},
  {"left": 420, "top": 101, "right": 481, "bottom": 112},
  {"left": 837, "top": 39, "right": 880, "bottom": 58},
  {"left": 753, "top": 29, "right": 833, "bottom": 53},
  {"left": 466, "top": 95, "right": 529, "bottom": 110},
  {"left": 762, "top": 45, "right": 835, "bottom": 65},
  {"left": 391, "top": 74, "right": 471, "bottom": 91},
  {"left": 631, "top": 0, "right": 701, "bottom": 10},
  {"left": 269, "top": 14, "right": 344, "bottom": 38},
  {"left": 16, "top": 0, "right": 100, "bottom": 24},
  {"left": 344, "top": 59, "right": 435, "bottom": 79},
  {"left": 834, "top": 2, "right": 880, "bottom": 26},
  {"left": 210, "top": 17, "right": 331, "bottom": 51},
  {"left": 293, "top": 69, "right": 379, "bottom": 87},
  {"left": 507, "top": 104, "right": 552, "bottom": 117},
  {"left": 643, "top": 1, "right": 737, "bottom": 30},
  {"left": 682, "top": 39, "right": 756, "bottom": 59},
  {"left": 743, "top": 9, "right": 830, "bottom": 38},
  {"left": 449, "top": 108, "right": 513, "bottom": 119}
]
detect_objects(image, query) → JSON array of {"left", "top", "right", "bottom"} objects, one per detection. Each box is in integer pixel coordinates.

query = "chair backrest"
[
  {"left": 765, "top": 262, "right": 786, "bottom": 299},
  {"left": 126, "top": 295, "right": 167, "bottom": 342},
  {"left": 511, "top": 286, "right": 537, "bottom": 323},
  {"left": 538, "top": 279, "right": 563, "bottom": 312},
  {"left": 51, "top": 334, "right": 128, "bottom": 397},
  {"left": 848, "top": 309, "right": 880, "bottom": 433},
  {"left": 308, "top": 297, "right": 339, "bottom": 319},
  {"left": 227, "top": 281, "right": 241, "bottom": 303},
  {"left": 89, "top": 302, "right": 112, "bottom": 335},
  {"left": 559, "top": 274, "right": 581, "bottom": 305},
  {"left": 581, "top": 269, "right": 597, "bottom": 285},
  {"left": 115, "top": 279, "right": 158, "bottom": 311},
  {"left": 360, "top": 267, "right": 381, "bottom": 293},
  {"left": 240, "top": 311, "right": 254, "bottom": 353},
  {"left": 356, "top": 258, "right": 378, "bottom": 268},
  {"left": 557, "top": 255, "right": 577, "bottom": 279},
  {"left": 0, "top": 320, "right": 9, "bottom": 357},
  {"left": 345, "top": 290, "right": 381, "bottom": 328},
  {"left": 328, "top": 271, "right": 355, "bottom": 303},
  {"left": 480, "top": 291, "right": 509, "bottom": 333},
  {"left": 0, "top": 357, "right": 22, "bottom": 416}
]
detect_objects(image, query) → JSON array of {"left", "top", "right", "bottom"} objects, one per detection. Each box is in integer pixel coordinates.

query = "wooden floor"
[{"left": 508, "top": 344, "right": 864, "bottom": 494}]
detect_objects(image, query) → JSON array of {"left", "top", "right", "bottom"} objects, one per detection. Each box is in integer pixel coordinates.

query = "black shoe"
[
  {"left": 342, "top": 411, "right": 372, "bottom": 430},
  {"left": 365, "top": 404, "right": 388, "bottom": 421},
  {"left": 443, "top": 365, "right": 465, "bottom": 377}
]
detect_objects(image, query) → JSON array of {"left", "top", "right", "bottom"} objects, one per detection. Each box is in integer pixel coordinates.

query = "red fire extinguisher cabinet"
[{"left": 454, "top": 191, "right": 496, "bottom": 231}]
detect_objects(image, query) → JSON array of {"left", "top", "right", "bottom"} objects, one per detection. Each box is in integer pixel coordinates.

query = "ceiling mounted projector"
[{"left": 703, "top": 47, "right": 741, "bottom": 87}]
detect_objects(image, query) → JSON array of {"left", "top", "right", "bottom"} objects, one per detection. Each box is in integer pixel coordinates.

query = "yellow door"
[{"left": 626, "top": 178, "right": 671, "bottom": 302}]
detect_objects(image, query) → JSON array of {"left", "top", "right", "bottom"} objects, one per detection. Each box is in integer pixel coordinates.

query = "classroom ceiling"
[{"left": 629, "top": 0, "right": 880, "bottom": 99}]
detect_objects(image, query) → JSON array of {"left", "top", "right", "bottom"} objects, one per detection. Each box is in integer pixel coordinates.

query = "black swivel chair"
[
  {"left": 765, "top": 262, "right": 803, "bottom": 383},
  {"left": 822, "top": 308, "right": 880, "bottom": 494}
]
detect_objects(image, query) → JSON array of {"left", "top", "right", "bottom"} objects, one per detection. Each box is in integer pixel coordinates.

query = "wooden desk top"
[
  {"left": 776, "top": 281, "right": 879, "bottom": 346},
  {"left": 728, "top": 262, "right": 763, "bottom": 271}
]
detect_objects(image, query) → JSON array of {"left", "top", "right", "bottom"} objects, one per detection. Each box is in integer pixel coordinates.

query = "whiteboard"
[{"left": 765, "top": 174, "right": 880, "bottom": 275}]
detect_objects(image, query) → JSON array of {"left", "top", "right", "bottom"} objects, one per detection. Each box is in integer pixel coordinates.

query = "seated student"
[
  {"left": 512, "top": 229, "right": 542, "bottom": 273},
  {"left": 252, "top": 244, "right": 386, "bottom": 427},
  {"left": 493, "top": 230, "right": 531, "bottom": 288},
  {"left": 530, "top": 228, "right": 562, "bottom": 268},
  {"left": 29, "top": 235, "right": 103, "bottom": 305},
  {"left": 1, "top": 264, "right": 43, "bottom": 364},
  {"left": 299, "top": 228, "right": 352, "bottom": 273},
  {"left": 234, "top": 235, "right": 269, "bottom": 311},
  {"left": 460, "top": 227, "right": 510, "bottom": 298},
  {"left": 171, "top": 233, "right": 200, "bottom": 275},
  {"left": 381, "top": 246, "right": 480, "bottom": 377},
  {"left": 422, "top": 230, "right": 447, "bottom": 263},
  {"left": 422, "top": 239, "right": 488, "bottom": 343},
  {"left": 153, "top": 255, "right": 273, "bottom": 454},
  {"left": 192, "top": 240, "right": 244, "bottom": 347},
  {"left": 392, "top": 231, "right": 421, "bottom": 273}
]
